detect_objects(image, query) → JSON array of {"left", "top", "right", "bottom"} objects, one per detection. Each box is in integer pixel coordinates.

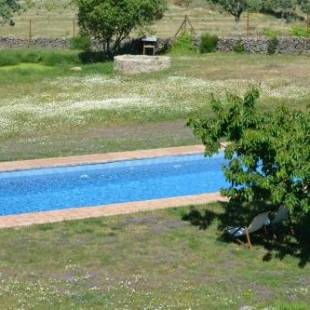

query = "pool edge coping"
[
  {"left": 0, "top": 193, "right": 228, "bottom": 229},
  {"left": 0, "top": 145, "right": 206, "bottom": 172}
]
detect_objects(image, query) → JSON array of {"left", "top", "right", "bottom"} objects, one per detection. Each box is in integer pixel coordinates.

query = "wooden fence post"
[
  {"left": 73, "top": 18, "right": 76, "bottom": 37},
  {"left": 28, "top": 19, "right": 32, "bottom": 47},
  {"left": 246, "top": 12, "right": 250, "bottom": 37}
]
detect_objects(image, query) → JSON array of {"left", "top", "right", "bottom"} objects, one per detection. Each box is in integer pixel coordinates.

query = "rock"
[
  {"left": 70, "top": 66, "right": 82, "bottom": 72},
  {"left": 114, "top": 55, "right": 171, "bottom": 74}
]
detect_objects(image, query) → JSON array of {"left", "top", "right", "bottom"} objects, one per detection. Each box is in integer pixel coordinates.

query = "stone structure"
[
  {"left": 216, "top": 37, "right": 310, "bottom": 54},
  {"left": 114, "top": 55, "right": 171, "bottom": 74},
  {"left": 0, "top": 36, "right": 70, "bottom": 49},
  {"left": 0, "top": 35, "right": 310, "bottom": 55}
]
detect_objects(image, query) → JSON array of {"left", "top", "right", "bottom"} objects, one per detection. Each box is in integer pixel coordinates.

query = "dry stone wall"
[
  {"left": 0, "top": 36, "right": 310, "bottom": 55},
  {"left": 215, "top": 37, "right": 310, "bottom": 54}
]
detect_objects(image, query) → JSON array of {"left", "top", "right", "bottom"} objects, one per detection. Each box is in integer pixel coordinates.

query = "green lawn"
[
  {"left": 0, "top": 51, "right": 309, "bottom": 161},
  {"left": 0, "top": 203, "right": 309, "bottom": 309}
]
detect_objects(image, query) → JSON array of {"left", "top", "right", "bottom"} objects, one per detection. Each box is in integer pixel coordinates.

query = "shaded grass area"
[
  {"left": 0, "top": 51, "right": 309, "bottom": 161},
  {"left": 0, "top": 203, "right": 309, "bottom": 309}
]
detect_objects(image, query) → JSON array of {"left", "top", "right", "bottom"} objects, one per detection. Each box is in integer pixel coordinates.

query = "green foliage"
[
  {"left": 299, "top": 0, "right": 310, "bottom": 15},
  {"left": 261, "top": 0, "right": 300, "bottom": 22},
  {"left": 263, "top": 27, "right": 281, "bottom": 38},
  {"left": 290, "top": 25, "right": 310, "bottom": 37},
  {"left": 76, "top": 0, "right": 167, "bottom": 56},
  {"left": 70, "top": 35, "right": 92, "bottom": 51},
  {"left": 0, "top": 0, "right": 21, "bottom": 24},
  {"left": 170, "top": 32, "right": 196, "bottom": 55},
  {"left": 0, "top": 49, "right": 80, "bottom": 67},
  {"left": 200, "top": 33, "right": 219, "bottom": 53},
  {"left": 232, "top": 39, "right": 245, "bottom": 53},
  {"left": 188, "top": 89, "right": 310, "bottom": 223},
  {"left": 267, "top": 36, "right": 279, "bottom": 54}
]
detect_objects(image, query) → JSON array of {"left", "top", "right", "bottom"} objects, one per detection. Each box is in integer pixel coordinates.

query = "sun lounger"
[
  {"left": 272, "top": 205, "right": 288, "bottom": 225},
  {"left": 226, "top": 212, "right": 271, "bottom": 249}
]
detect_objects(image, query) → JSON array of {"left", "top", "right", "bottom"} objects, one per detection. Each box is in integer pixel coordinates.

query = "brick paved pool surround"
[{"left": 0, "top": 145, "right": 227, "bottom": 229}]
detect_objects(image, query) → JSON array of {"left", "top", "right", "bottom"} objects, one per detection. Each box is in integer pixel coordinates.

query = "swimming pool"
[{"left": 0, "top": 153, "right": 229, "bottom": 216}]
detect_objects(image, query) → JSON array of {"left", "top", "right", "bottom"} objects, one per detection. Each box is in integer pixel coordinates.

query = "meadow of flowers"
[{"left": 0, "top": 73, "right": 309, "bottom": 139}]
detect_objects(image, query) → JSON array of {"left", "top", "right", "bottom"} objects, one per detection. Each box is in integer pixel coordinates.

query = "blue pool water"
[{"left": 0, "top": 153, "right": 229, "bottom": 216}]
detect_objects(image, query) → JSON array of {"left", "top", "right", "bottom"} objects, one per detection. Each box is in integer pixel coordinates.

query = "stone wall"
[
  {"left": 0, "top": 35, "right": 310, "bottom": 55},
  {"left": 0, "top": 36, "right": 173, "bottom": 54},
  {"left": 0, "top": 37, "right": 70, "bottom": 49},
  {"left": 216, "top": 37, "right": 310, "bottom": 54}
]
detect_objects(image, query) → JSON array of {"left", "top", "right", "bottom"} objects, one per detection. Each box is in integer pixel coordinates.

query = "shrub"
[
  {"left": 19, "top": 51, "right": 42, "bottom": 63},
  {"left": 170, "top": 32, "right": 195, "bottom": 55},
  {"left": 70, "top": 35, "right": 92, "bottom": 51},
  {"left": 200, "top": 33, "right": 218, "bottom": 53},
  {"left": 232, "top": 39, "right": 245, "bottom": 53},
  {"left": 39, "top": 51, "right": 80, "bottom": 66},
  {"left": 289, "top": 26, "right": 310, "bottom": 38},
  {"left": 267, "top": 36, "right": 279, "bottom": 55},
  {"left": 263, "top": 27, "right": 280, "bottom": 39},
  {"left": 0, "top": 52, "right": 19, "bottom": 66},
  {"left": 78, "top": 51, "right": 109, "bottom": 63}
]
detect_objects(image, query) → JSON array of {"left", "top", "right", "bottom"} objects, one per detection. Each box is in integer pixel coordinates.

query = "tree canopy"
[
  {"left": 0, "top": 0, "right": 21, "bottom": 24},
  {"left": 76, "top": 0, "right": 167, "bottom": 56},
  {"left": 299, "top": 0, "right": 310, "bottom": 15},
  {"left": 188, "top": 89, "right": 310, "bottom": 223},
  {"left": 208, "top": 0, "right": 253, "bottom": 22}
]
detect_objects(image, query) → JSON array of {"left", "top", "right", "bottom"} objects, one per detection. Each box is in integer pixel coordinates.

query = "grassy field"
[
  {"left": 0, "top": 0, "right": 305, "bottom": 38},
  {"left": 0, "top": 50, "right": 309, "bottom": 161},
  {"left": 0, "top": 203, "right": 309, "bottom": 309}
]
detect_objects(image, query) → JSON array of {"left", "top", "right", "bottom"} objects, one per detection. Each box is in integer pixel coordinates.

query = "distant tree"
[
  {"left": 188, "top": 89, "right": 310, "bottom": 224},
  {"left": 0, "top": 0, "right": 21, "bottom": 24},
  {"left": 208, "top": 0, "right": 249, "bottom": 22},
  {"left": 262, "top": 0, "right": 297, "bottom": 21},
  {"left": 76, "top": 0, "right": 167, "bottom": 56},
  {"left": 276, "top": 0, "right": 297, "bottom": 20},
  {"left": 299, "top": 0, "right": 310, "bottom": 29},
  {"left": 299, "top": 0, "right": 310, "bottom": 13}
]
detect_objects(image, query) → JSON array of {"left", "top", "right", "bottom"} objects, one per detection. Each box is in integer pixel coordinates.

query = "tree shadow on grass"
[{"left": 182, "top": 202, "right": 310, "bottom": 268}]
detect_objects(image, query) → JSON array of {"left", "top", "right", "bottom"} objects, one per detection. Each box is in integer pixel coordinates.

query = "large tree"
[
  {"left": 0, "top": 0, "right": 21, "bottom": 24},
  {"left": 76, "top": 0, "right": 167, "bottom": 56},
  {"left": 188, "top": 89, "right": 310, "bottom": 223}
]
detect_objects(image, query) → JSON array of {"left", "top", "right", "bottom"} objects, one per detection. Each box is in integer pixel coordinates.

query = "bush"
[
  {"left": 19, "top": 51, "right": 42, "bottom": 63},
  {"left": 170, "top": 32, "right": 195, "bottom": 55},
  {"left": 232, "top": 40, "right": 245, "bottom": 53},
  {"left": 267, "top": 36, "right": 279, "bottom": 55},
  {"left": 78, "top": 51, "right": 110, "bottom": 63},
  {"left": 41, "top": 52, "right": 80, "bottom": 66},
  {"left": 200, "top": 33, "right": 218, "bottom": 53},
  {"left": 289, "top": 26, "right": 310, "bottom": 38},
  {"left": 0, "top": 49, "right": 81, "bottom": 67},
  {"left": 0, "top": 52, "right": 19, "bottom": 66},
  {"left": 70, "top": 35, "right": 92, "bottom": 50},
  {"left": 263, "top": 28, "right": 280, "bottom": 39}
]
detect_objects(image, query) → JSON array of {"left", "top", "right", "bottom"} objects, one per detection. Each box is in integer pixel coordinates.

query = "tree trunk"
[{"left": 235, "top": 15, "right": 241, "bottom": 23}]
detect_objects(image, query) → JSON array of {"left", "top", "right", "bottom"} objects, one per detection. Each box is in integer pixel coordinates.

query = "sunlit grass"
[
  {"left": 0, "top": 52, "right": 309, "bottom": 161},
  {"left": 0, "top": 203, "right": 309, "bottom": 309}
]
